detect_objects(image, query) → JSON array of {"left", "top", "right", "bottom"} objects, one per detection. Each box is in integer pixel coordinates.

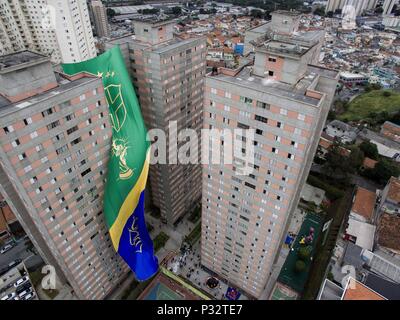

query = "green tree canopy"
[
  {"left": 359, "top": 141, "right": 379, "bottom": 160},
  {"left": 295, "top": 260, "right": 307, "bottom": 273}
]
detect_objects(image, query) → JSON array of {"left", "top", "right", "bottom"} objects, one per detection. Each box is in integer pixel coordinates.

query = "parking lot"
[
  {"left": 0, "top": 236, "right": 43, "bottom": 272},
  {"left": 0, "top": 261, "right": 38, "bottom": 300}
]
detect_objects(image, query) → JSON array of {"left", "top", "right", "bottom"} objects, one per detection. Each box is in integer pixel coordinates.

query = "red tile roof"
[{"left": 351, "top": 187, "right": 376, "bottom": 221}]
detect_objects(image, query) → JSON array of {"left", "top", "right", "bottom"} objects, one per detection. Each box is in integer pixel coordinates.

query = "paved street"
[{"left": 0, "top": 236, "right": 41, "bottom": 269}]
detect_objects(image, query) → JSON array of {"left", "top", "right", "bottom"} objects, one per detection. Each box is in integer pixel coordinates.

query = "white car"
[
  {"left": 13, "top": 276, "right": 29, "bottom": 288},
  {"left": 23, "top": 292, "right": 35, "bottom": 300},
  {"left": 18, "top": 288, "right": 31, "bottom": 299},
  {"left": 0, "top": 244, "right": 14, "bottom": 254},
  {"left": 1, "top": 292, "right": 16, "bottom": 300}
]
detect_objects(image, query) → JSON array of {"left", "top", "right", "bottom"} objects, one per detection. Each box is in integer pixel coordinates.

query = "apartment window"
[
  {"left": 211, "top": 88, "right": 217, "bottom": 94},
  {"left": 280, "top": 109, "right": 287, "bottom": 116},
  {"left": 240, "top": 96, "right": 253, "bottom": 104},
  {"left": 24, "top": 165, "right": 32, "bottom": 173},
  {"left": 268, "top": 71, "right": 274, "bottom": 76},
  {"left": 79, "top": 94, "right": 86, "bottom": 101},
  {"left": 298, "top": 113, "right": 306, "bottom": 121},
  {"left": 18, "top": 153, "right": 27, "bottom": 160},
  {"left": 67, "top": 126, "right": 78, "bottom": 135},
  {"left": 225, "top": 91, "right": 231, "bottom": 98},
  {"left": 224, "top": 105, "right": 230, "bottom": 112},
  {"left": 256, "top": 101, "right": 270, "bottom": 109},
  {"left": 23, "top": 118, "right": 32, "bottom": 125},
  {"left": 294, "top": 128, "right": 302, "bottom": 135},
  {"left": 268, "top": 57, "right": 277, "bottom": 62},
  {"left": 42, "top": 107, "right": 55, "bottom": 117},
  {"left": 11, "top": 139, "right": 20, "bottom": 148},
  {"left": 3, "top": 125, "right": 14, "bottom": 134},
  {"left": 66, "top": 114, "right": 75, "bottom": 121},
  {"left": 255, "top": 115, "right": 268, "bottom": 124},
  {"left": 277, "top": 122, "right": 283, "bottom": 128},
  {"left": 47, "top": 121, "right": 60, "bottom": 131}
]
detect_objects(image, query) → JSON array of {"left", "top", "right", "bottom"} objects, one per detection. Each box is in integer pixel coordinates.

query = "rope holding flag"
[{"left": 62, "top": 46, "right": 158, "bottom": 281}]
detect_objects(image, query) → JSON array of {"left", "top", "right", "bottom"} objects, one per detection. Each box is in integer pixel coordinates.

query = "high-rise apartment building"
[
  {"left": 201, "top": 11, "right": 339, "bottom": 299},
  {"left": 383, "top": 0, "right": 399, "bottom": 14},
  {"left": 325, "top": 0, "right": 378, "bottom": 14},
  {"left": 90, "top": 0, "right": 110, "bottom": 38},
  {"left": 0, "top": 0, "right": 97, "bottom": 63},
  {"left": 105, "top": 17, "right": 206, "bottom": 225},
  {"left": 0, "top": 51, "right": 129, "bottom": 299}
]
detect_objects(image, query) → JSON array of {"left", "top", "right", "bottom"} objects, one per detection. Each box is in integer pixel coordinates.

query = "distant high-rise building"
[
  {"left": 382, "top": 0, "right": 399, "bottom": 14},
  {"left": 105, "top": 17, "right": 206, "bottom": 225},
  {"left": 0, "top": 0, "right": 97, "bottom": 63},
  {"left": 90, "top": 0, "right": 110, "bottom": 38},
  {"left": 325, "top": 0, "right": 377, "bottom": 14},
  {"left": 0, "top": 51, "right": 129, "bottom": 299},
  {"left": 201, "top": 11, "right": 339, "bottom": 299}
]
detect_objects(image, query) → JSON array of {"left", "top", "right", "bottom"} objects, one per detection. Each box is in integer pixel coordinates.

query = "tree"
[
  {"left": 298, "top": 246, "right": 312, "bottom": 261},
  {"left": 106, "top": 8, "right": 116, "bottom": 19},
  {"left": 348, "top": 147, "right": 365, "bottom": 172},
  {"left": 314, "top": 7, "right": 325, "bottom": 16},
  {"left": 250, "top": 9, "right": 263, "bottom": 18},
  {"left": 171, "top": 6, "right": 182, "bottom": 15},
  {"left": 359, "top": 141, "right": 379, "bottom": 160},
  {"left": 295, "top": 260, "right": 306, "bottom": 273},
  {"left": 364, "top": 159, "right": 400, "bottom": 184}
]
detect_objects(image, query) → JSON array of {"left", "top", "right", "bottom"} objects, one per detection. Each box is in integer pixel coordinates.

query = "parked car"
[
  {"left": 8, "top": 259, "right": 22, "bottom": 269},
  {"left": 1, "top": 292, "right": 16, "bottom": 300},
  {"left": 16, "top": 283, "right": 31, "bottom": 294},
  {"left": 0, "top": 244, "right": 14, "bottom": 254},
  {"left": 23, "top": 292, "right": 35, "bottom": 300},
  {"left": 18, "top": 288, "right": 32, "bottom": 299},
  {"left": 13, "top": 276, "right": 29, "bottom": 288}
]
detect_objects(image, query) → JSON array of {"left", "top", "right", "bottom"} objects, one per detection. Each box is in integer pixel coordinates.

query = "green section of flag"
[{"left": 62, "top": 46, "right": 149, "bottom": 228}]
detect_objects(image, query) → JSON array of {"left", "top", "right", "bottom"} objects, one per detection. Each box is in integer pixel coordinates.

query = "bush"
[
  {"left": 382, "top": 91, "right": 392, "bottom": 97},
  {"left": 307, "top": 175, "right": 345, "bottom": 200},
  {"left": 298, "top": 246, "right": 312, "bottom": 261},
  {"left": 359, "top": 141, "right": 379, "bottom": 160},
  {"left": 295, "top": 260, "right": 307, "bottom": 273},
  {"left": 153, "top": 232, "right": 169, "bottom": 252}
]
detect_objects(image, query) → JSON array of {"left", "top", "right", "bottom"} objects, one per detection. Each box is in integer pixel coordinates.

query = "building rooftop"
[
  {"left": 346, "top": 219, "right": 376, "bottom": 251},
  {"left": 351, "top": 187, "right": 376, "bottom": 222},
  {"left": 208, "top": 66, "right": 326, "bottom": 107},
  {"left": 0, "top": 51, "right": 49, "bottom": 73},
  {"left": 365, "top": 273, "right": 400, "bottom": 300},
  {"left": 273, "top": 10, "right": 302, "bottom": 17},
  {"left": 342, "top": 278, "right": 385, "bottom": 300},
  {"left": 0, "top": 73, "right": 99, "bottom": 116},
  {"left": 385, "top": 176, "right": 400, "bottom": 204},
  {"left": 363, "top": 157, "right": 378, "bottom": 169},
  {"left": 131, "top": 14, "right": 176, "bottom": 26},
  {"left": 377, "top": 212, "right": 400, "bottom": 253}
]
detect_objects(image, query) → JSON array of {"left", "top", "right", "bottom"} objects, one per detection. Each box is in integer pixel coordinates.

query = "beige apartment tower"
[
  {"left": 0, "top": 51, "right": 129, "bottom": 299},
  {"left": 201, "top": 11, "right": 339, "bottom": 299},
  {"left": 0, "top": 0, "right": 96, "bottom": 63},
  {"left": 90, "top": 0, "right": 110, "bottom": 38},
  {"left": 106, "top": 17, "right": 206, "bottom": 225}
]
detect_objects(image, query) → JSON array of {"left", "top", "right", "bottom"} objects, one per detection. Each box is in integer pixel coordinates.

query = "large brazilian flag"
[{"left": 62, "top": 46, "right": 158, "bottom": 281}]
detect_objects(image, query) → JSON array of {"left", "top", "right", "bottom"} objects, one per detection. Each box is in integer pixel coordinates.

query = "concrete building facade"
[
  {"left": 0, "top": 51, "right": 129, "bottom": 299},
  {"left": 0, "top": 0, "right": 97, "bottom": 63},
  {"left": 105, "top": 17, "right": 207, "bottom": 225},
  {"left": 383, "top": 0, "right": 399, "bottom": 14},
  {"left": 201, "top": 11, "right": 339, "bottom": 299}
]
